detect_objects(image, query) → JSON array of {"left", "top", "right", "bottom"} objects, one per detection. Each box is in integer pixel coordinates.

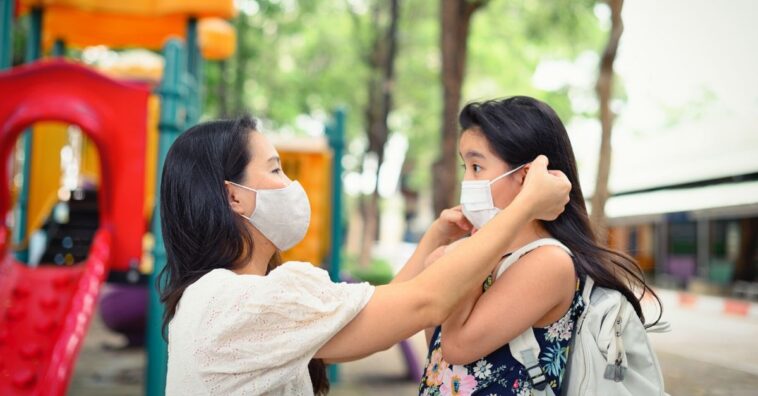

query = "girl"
[
  {"left": 159, "top": 115, "right": 571, "bottom": 395},
  {"left": 419, "top": 96, "right": 662, "bottom": 396}
]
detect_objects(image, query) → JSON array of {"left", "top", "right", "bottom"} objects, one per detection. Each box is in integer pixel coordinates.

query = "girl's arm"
[
  {"left": 315, "top": 156, "right": 571, "bottom": 361},
  {"left": 440, "top": 246, "right": 576, "bottom": 365}
]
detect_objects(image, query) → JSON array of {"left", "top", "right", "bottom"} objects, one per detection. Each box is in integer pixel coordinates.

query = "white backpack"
[{"left": 493, "top": 238, "right": 670, "bottom": 396}]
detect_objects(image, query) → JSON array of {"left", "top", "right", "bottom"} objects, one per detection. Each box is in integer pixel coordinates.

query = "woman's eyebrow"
[{"left": 267, "top": 156, "right": 281, "bottom": 164}]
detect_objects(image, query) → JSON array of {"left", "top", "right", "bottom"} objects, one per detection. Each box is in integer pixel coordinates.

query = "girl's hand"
[{"left": 431, "top": 206, "right": 474, "bottom": 244}]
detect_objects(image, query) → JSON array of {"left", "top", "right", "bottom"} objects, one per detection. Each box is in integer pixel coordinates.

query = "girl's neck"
[{"left": 503, "top": 220, "right": 551, "bottom": 256}]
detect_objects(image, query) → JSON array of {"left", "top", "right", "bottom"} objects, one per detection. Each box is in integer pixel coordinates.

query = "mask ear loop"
[
  {"left": 225, "top": 180, "right": 259, "bottom": 193},
  {"left": 488, "top": 163, "right": 526, "bottom": 185},
  {"left": 225, "top": 181, "right": 259, "bottom": 219}
]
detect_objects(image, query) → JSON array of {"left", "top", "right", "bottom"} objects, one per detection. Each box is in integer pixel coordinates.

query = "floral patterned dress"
[{"left": 419, "top": 275, "right": 585, "bottom": 396}]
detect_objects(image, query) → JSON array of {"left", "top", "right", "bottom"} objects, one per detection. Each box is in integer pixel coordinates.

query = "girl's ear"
[{"left": 517, "top": 165, "right": 529, "bottom": 185}]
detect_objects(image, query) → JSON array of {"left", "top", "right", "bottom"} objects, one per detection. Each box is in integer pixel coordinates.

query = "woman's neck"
[{"left": 233, "top": 233, "right": 276, "bottom": 276}]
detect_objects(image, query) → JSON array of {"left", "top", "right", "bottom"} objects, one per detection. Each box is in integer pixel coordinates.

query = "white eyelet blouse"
[{"left": 166, "top": 261, "right": 374, "bottom": 395}]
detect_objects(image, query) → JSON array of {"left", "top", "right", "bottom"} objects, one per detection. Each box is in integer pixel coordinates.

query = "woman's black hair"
[
  {"left": 157, "top": 115, "right": 329, "bottom": 395},
  {"left": 459, "top": 96, "right": 662, "bottom": 325}
]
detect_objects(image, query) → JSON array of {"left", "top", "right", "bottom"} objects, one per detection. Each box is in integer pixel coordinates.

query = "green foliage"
[
  {"left": 204, "top": 0, "right": 605, "bottom": 193},
  {"left": 342, "top": 253, "right": 395, "bottom": 285}
]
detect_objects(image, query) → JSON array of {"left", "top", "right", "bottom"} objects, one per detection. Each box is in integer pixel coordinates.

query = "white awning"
[{"left": 596, "top": 180, "right": 758, "bottom": 225}]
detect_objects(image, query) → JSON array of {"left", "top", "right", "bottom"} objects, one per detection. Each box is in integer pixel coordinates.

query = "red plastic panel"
[
  {"left": 0, "top": 229, "right": 111, "bottom": 396},
  {"left": 0, "top": 60, "right": 150, "bottom": 272}
]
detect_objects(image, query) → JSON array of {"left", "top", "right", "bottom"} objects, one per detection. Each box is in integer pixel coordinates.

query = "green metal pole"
[
  {"left": 146, "top": 39, "right": 187, "bottom": 396},
  {"left": 0, "top": 0, "right": 13, "bottom": 70},
  {"left": 14, "top": 7, "right": 42, "bottom": 262},
  {"left": 325, "top": 108, "right": 346, "bottom": 383},
  {"left": 186, "top": 18, "right": 202, "bottom": 123}
]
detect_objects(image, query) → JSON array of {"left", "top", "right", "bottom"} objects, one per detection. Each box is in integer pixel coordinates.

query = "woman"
[
  {"left": 418, "top": 96, "right": 662, "bottom": 396},
  {"left": 159, "top": 115, "right": 571, "bottom": 395}
]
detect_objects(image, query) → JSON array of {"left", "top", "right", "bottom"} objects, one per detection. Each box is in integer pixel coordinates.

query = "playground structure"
[
  {"left": 0, "top": 1, "right": 237, "bottom": 394},
  {"left": 0, "top": 1, "right": 419, "bottom": 394}
]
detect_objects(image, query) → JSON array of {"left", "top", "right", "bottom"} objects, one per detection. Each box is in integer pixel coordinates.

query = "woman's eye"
[
  {"left": 272, "top": 168, "right": 282, "bottom": 174},
  {"left": 472, "top": 164, "right": 482, "bottom": 173}
]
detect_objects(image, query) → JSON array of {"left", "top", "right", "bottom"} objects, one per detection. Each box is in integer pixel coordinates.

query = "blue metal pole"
[
  {"left": 0, "top": 0, "right": 13, "bottom": 70},
  {"left": 52, "top": 39, "right": 66, "bottom": 57},
  {"left": 14, "top": 7, "right": 42, "bottom": 262},
  {"left": 146, "top": 39, "right": 187, "bottom": 396},
  {"left": 325, "top": 108, "right": 346, "bottom": 383}
]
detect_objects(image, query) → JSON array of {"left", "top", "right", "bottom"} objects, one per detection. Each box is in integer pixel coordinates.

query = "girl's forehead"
[{"left": 460, "top": 129, "right": 493, "bottom": 156}]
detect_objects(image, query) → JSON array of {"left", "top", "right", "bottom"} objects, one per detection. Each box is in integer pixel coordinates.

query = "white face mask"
[
  {"left": 460, "top": 164, "right": 525, "bottom": 229},
  {"left": 227, "top": 180, "right": 311, "bottom": 251}
]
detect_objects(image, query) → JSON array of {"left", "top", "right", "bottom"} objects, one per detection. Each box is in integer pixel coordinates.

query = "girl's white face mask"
[
  {"left": 226, "top": 180, "right": 311, "bottom": 251},
  {"left": 460, "top": 164, "right": 525, "bottom": 229}
]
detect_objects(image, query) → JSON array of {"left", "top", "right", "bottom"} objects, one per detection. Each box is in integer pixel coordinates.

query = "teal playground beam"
[
  {"left": 0, "top": 0, "right": 13, "bottom": 70},
  {"left": 325, "top": 108, "right": 346, "bottom": 383},
  {"left": 14, "top": 7, "right": 42, "bottom": 262},
  {"left": 146, "top": 39, "right": 188, "bottom": 396}
]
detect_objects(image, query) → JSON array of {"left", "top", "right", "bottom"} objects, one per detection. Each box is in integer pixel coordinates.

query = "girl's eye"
[
  {"left": 472, "top": 164, "right": 482, "bottom": 173},
  {"left": 272, "top": 168, "right": 282, "bottom": 174}
]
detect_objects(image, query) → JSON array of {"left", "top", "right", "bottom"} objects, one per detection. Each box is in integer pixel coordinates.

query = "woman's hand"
[
  {"left": 430, "top": 206, "right": 473, "bottom": 244},
  {"left": 516, "top": 155, "right": 571, "bottom": 221},
  {"left": 423, "top": 237, "right": 469, "bottom": 269},
  {"left": 392, "top": 209, "right": 470, "bottom": 284}
]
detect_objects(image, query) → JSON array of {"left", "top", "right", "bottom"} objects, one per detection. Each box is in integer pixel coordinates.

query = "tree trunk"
[
  {"left": 735, "top": 218, "right": 757, "bottom": 281},
  {"left": 217, "top": 60, "right": 228, "bottom": 118},
  {"left": 234, "top": 11, "right": 248, "bottom": 115},
  {"left": 358, "top": 0, "right": 400, "bottom": 268},
  {"left": 590, "top": 0, "right": 624, "bottom": 243},
  {"left": 434, "top": 0, "right": 487, "bottom": 216}
]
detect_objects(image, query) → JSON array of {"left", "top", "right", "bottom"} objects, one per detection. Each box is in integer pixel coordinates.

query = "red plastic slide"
[
  {"left": 0, "top": 229, "right": 110, "bottom": 394},
  {"left": 0, "top": 61, "right": 151, "bottom": 395}
]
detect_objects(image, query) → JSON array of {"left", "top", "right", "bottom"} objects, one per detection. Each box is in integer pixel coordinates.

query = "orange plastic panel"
[
  {"left": 42, "top": 6, "right": 186, "bottom": 51},
  {"left": 199, "top": 18, "right": 237, "bottom": 60},
  {"left": 278, "top": 147, "right": 332, "bottom": 266},
  {"left": 21, "top": 0, "right": 235, "bottom": 18},
  {"left": 42, "top": 7, "right": 236, "bottom": 60}
]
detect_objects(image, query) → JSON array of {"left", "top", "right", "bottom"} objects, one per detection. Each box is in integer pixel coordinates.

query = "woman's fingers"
[
  {"left": 441, "top": 207, "right": 472, "bottom": 231},
  {"left": 521, "top": 155, "right": 572, "bottom": 221}
]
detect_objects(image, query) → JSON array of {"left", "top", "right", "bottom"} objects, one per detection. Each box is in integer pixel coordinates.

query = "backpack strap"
[
  {"left": 494, "top": 238, "right": 571, "bottom": 396},
  {"left": 494, "top": 238, "right": 572, "bottom": 280}
]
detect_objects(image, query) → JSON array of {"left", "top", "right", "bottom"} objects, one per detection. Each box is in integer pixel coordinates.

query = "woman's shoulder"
[
  {"left": 268, "top": 261, "right": 335, "bottom": 285},
  {"left": 273, "top": 260, "right": 330, "bottom": 275}
]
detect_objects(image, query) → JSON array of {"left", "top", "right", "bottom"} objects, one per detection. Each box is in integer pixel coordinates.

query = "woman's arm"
[
  {"left": 315, "top": 156, "right": 571, "bottom": 361},
  {"left": 440, "top": 246, "right": 576, "bottom": 365},
  {"left": 391, "top": 206, "right": 471, "bottom": 284}
]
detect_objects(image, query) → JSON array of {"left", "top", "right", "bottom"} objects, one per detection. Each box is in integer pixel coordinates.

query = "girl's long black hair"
[
  {"left": 459, "top": 96, "right": 662, "bottom": 325},
  {"left": 157, "top": 115, "right": 329, "bottom": 395}
]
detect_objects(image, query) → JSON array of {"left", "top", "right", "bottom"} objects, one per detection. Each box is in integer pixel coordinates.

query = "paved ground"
[{"left": 68, "top": 292, "right": 758, "bottom": 395}]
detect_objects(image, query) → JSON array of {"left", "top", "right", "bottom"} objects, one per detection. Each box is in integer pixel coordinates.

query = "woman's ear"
[{"left": 225, "top": 182, "right": 250, "bottom": 216}]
